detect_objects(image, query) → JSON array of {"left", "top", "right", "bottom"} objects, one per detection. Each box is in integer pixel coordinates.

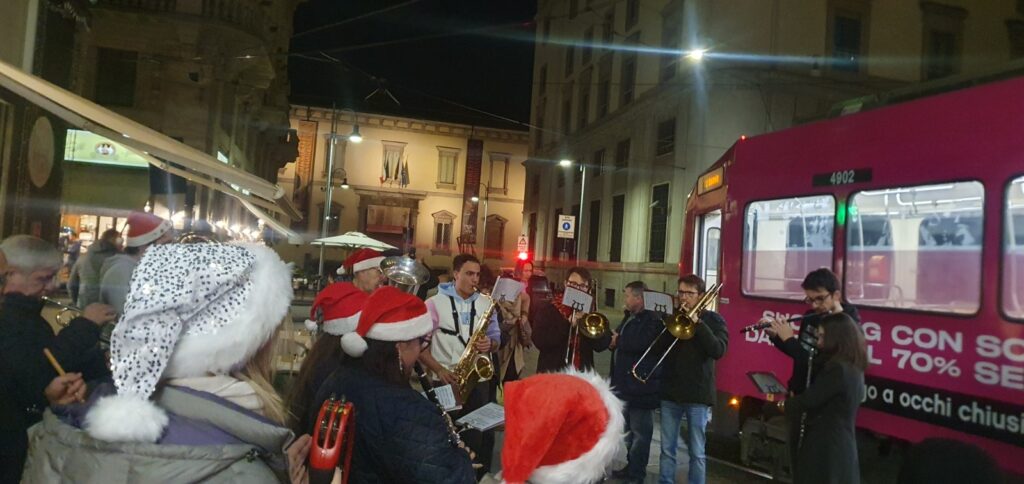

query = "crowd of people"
[{"left": 0, "top": 224, "right": 1008, "bottom": 483}]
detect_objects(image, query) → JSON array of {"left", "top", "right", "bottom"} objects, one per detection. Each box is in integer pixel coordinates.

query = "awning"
[{"left": 0, "top": 59, "right": 303, "bottom": 231}]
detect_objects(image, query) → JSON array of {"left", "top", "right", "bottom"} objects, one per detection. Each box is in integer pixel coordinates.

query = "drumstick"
[{"left": 43, "top": 348, "right": 66, "bottom": 376}]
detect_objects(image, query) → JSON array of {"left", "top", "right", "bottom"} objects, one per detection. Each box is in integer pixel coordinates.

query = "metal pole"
[
  {"left": 481, "top": 188, "right": 489, "bottom": 259},
  {"left": 575, "top": 164, "right": 586, "bottom": 262},
  {"left": 318, "top": 105, "right": 338, "bottom": 285}
]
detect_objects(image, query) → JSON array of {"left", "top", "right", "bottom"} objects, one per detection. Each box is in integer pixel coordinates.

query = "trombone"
[
  {"left": 564, "top": 279, "right": 610, "bottom": 368},
  {"left": 41, "top": 297, "right": 82, "bottom": 328},
  {"left": 630, "top": 283, "right": 723, "bottom": 383}
]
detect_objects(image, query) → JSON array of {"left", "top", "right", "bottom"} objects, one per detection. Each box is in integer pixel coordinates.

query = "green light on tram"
[{"left": 836, "top": 200, "right": 848, "bottom": 226}]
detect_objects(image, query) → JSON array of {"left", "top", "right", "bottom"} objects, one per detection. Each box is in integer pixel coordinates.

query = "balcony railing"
[{"left": 97, "top": 0, "right": 269, "bottom": 40}]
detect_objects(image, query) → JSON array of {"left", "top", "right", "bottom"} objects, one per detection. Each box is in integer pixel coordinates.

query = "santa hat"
[
  {"left": 84, "top": 242, "right": 293, "bottom": 443},
  {"left": 340, "top": 286, "right": 432, "bottom": 358},
  {"left": 304, "top": 282, "right": 367, "bottom": 335},
  {"left": 339, "top": 248, "right": 384, "bottom": 274},
  {"left": 500, "top": 369, "right": 626, "bottom": 484},
  {"left": 124, "top": 212, "right": 172, "bottom": 247}
]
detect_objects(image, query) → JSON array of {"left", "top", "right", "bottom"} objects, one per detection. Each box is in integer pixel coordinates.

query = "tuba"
[
  {"left": 41, "top": 297, "right": 82, "bottom": 328},
  {"left": 450, "top": 287, "right": 498, "bottom": 403},
  {"left": 631, "top": 283, "right": 723, "bottom": 383},
  {"left": 564, "top": 279, "right": 610, "bottom": 368},
  {"left": 381, "top": 255, "right": 430, "bottom": 294}
]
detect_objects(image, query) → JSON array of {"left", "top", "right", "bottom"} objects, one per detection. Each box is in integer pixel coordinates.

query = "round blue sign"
[{"left": 561, "top": 222, "right": 571, "bottom": 230}]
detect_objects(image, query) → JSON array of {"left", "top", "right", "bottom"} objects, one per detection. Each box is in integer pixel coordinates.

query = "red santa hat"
[
  {"left": 125, "top": 212, "right": 172, "bottom": 247},
  {"left": 500, "top": 369, "right": 626, "bottom": 484},
  {"left": 304, "top": 282, "right": 367, "bottom": 335},
  {"left": 340, "top": 286, "right": 432, "bottom": 358},
  {"left": 339, "top": 248, "right": 384, "bottom": 275}
]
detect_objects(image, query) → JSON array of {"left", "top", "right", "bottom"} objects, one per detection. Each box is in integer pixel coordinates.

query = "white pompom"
[
  {"left": 340, "top": 332, "right": 368, "bottom": 357},
  {"left": 336, "top": 266, "right": 346, "bottom": 275},
  {"left": 304, "top": 319, "right": 318, "bottom": 331},
  {"left": 85, "top": 394, "right": 169, "bottom": 443}
]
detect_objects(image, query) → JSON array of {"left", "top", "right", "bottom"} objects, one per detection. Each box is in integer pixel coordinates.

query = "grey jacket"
[
  {"left": 22, "top": 385, "right": 295, "bottom": 484},
  {"left": 68, "top": 241, "right": 119, "bottom": 307},
  {"left": 99, "top": 254, "right": 138, "bottom": 314}
]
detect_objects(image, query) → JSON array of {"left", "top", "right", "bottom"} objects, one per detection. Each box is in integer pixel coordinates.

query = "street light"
[
  {"left": 685, "top": 48, "right": 708, "bottom": 62},
  {"left": 560, "top": 158, "right": 586, "bottom": 263}
]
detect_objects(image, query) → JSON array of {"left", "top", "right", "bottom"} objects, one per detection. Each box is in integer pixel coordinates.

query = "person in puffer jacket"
[
  {"left": 312, "top": 286, "right": 476, "bottom": 484},
  {"left": 22, "top": 242, "right": 312, "bottom": 484}
]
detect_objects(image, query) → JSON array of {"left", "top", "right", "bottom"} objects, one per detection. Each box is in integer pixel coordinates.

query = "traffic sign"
[
  {"left": 517, "top": 235, "right": 529, "bottom": 252},
  {"left": 557, "top": 215, "right": 576, "bottom": 239}
]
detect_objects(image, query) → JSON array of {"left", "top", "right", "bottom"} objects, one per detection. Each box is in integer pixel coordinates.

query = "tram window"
[
  {"left": 1003, "top": 176, "right": 1024, "bottom": 320},
  {"left": 846, "top": 181, "right": 984, "bottom": 315},
  {"left": 742, "top": 195, "right": 835, "bottom": 300}
]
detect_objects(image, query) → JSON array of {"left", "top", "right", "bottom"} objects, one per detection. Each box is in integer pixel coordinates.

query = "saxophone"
[{"left": 451, "top": 291, "right": 498, "bottom": 403}]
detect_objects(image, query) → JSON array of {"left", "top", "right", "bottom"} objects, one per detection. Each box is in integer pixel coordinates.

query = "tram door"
[{"left": 693, "top": 210, "right": 722, "bottom": 286}]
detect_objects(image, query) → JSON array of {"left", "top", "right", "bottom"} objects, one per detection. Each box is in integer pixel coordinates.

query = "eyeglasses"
[
  {"left": 803, "top": 294, "right": 832, "bottom": 305},
  {"left": 677, "top": 290, "right": 699, "bottom": 297}
]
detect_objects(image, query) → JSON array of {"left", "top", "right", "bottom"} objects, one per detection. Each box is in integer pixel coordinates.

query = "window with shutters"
[{"left": 436, "top": 147, "right": 459, "bottom": 189}]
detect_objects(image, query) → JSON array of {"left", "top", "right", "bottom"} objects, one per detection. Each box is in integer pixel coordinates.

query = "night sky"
[{"left": 289, "top": 0, "right": 537, "bottom": 130}]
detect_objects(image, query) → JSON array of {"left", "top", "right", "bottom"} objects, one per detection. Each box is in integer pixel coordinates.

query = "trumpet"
[
  {"left": 564, "top": 279, "right": 610, "bottom": 368},
  {"left": 631, "top": 283, "right": 723, "bottom": 383},
  {"left": 41, "top": 297, "right": 82, "bottom": 328}
]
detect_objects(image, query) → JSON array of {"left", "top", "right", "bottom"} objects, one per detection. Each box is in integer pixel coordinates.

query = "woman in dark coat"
[
  {"left": 312, "top": 287, "right": 475, "bottom": 484},
  {"left": 782, "top": 313, "right": 867, "bottom": 484}
]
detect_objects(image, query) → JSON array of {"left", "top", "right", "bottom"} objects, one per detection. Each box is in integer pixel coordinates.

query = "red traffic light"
[{"left": 517, "top": 251, "right": 529, "bottom": 261}]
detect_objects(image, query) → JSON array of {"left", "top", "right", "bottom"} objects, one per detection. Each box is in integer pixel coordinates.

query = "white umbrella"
[{"left": 312, "top": 231, "right": 396, "bottom": 250}]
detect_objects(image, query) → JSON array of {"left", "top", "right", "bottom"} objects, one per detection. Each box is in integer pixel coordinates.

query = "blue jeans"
[
  {"left": 623, "top": 404, "right": 655, "bottom": 480},
  {"left": 659, "top": 400, "right": 711, "bottom": 484}
]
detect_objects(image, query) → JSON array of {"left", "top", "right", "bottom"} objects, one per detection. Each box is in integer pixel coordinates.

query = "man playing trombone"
[
  {"left": 658, "top": 275, "right": 728, "bottom": 484},
  {"left": 530, "top": 267, "right": 610, "bottom": 373}
]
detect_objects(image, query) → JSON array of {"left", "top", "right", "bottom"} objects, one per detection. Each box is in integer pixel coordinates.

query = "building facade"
[
  {"left": 0, "top": 0, "right": 300, "bottom": 247},
  {"left": 276, "top": 106, "right": 530, "bottom": 274},
  {"left": 526, "top": 0, "right": 1024, "bottom": 306}
]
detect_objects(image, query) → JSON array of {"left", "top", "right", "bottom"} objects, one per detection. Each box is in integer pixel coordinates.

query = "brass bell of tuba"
[
  {"left": 631, "top": 282, "right": 723, "bottom": 383},
  {"left": 380, "top": 255, "right": 430, "bottom": 294}
]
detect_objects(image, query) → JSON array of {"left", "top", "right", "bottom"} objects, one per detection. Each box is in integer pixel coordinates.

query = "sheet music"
[
  {"left": 643, "top": 290, "right": 674, "bottom": 314},
  {"left": 561, "top": 286, "right": 592, "bottom": 312},
  {"left": 422, "top": 384, "right": 461, "bottom": 411},
  {"left": 456, "top": 402, "right": 505, "bottom": 431},
  {"left": 492, "top": 278, "right": 524, "bottom": 303}
]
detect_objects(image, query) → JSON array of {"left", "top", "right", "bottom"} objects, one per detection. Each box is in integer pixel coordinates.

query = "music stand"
[{"left": 746, "top": 371, "right": 787, "bottom": 401}]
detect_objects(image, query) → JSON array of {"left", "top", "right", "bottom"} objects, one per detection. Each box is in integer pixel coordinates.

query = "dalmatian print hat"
[{"left": 85, "top": 242, "right": 293, "bottom": 443}]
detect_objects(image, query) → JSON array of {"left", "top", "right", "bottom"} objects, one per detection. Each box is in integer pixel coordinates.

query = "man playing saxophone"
[{"left": 420, "top": 253, "right": 500, "bottom": 477}]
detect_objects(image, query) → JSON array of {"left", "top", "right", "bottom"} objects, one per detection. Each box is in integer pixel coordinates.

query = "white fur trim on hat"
[
  {"left": 528, "top": 368, "right": 626, "bottom": 484},
  {"left": 127, "top": 219, "right": 172, "bottom": 248},
  {"left": 85, "top": 393, "right": 170, "bottom": 443},
  {"left": 340, "top": 332, "right": 368, "bottom": 357},
  {"left": 323, "top": 313, "right": 361, "bottom": 335},
  {"left": 364, "top": 312, "right": 433, "bottom": 341},
  {"left": 304, "top": 319, "right": 318, "bottom": 331},
  {"left": 164, "top": 243, "right": 293, "bottom": 377},
  {"left": 353, "top": 256, "right": 385, "bottom": 273}
]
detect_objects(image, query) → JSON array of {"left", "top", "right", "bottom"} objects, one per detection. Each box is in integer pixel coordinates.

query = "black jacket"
[
  {"left": 609, "top": 309, "right": 665, "bottom": 409},
  {"left": 769, "top": 303, "right": 860, "bottom": 395},
  {"left": 0, "top": 293, "right": 107, "bottom": 483},
  {"left": 530, "top": 300, "right": 611, "bottom": 373},
  {"left": 785, "top": 360, "right": 865, "bottom": 484},
  {"left": 659, "top": 310, "right": 729, "bottom": 406},
  {"left": 311, "top": 367, "right": 475, "bottom": 484}
]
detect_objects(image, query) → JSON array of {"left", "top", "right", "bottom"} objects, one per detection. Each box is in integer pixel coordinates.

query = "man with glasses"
[
  {"left": 658, "top": 274, "right": 729, "bottom": 484},
  {"left": 764, "top": 268, "right": 860, "bottom": 396},
  {"left": 764, "top": 268, "right": 860, "bottom": 470}
]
